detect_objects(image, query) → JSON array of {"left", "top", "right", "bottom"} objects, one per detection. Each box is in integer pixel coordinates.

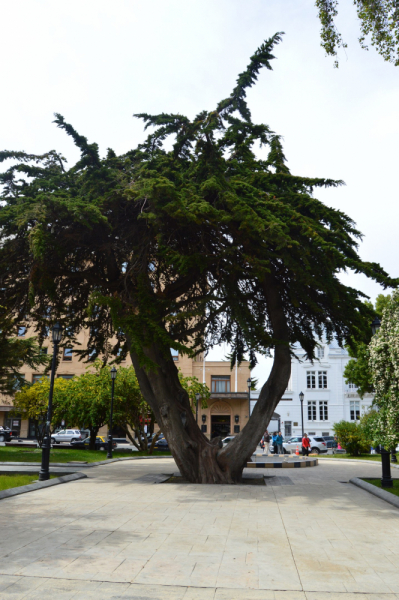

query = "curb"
[
  {"left": 350, "top": 477, "right": 399, "bottom": 509},
  {"left": 0, "top": 455, "right": 173, "bottom": 468},
  {"left": 0, "top": 472, "right": 87, "bottom": 501},
  {"left": 319, "top": 457, "right": 399, "bottom": 469},
  {"left": 247, "top": 458, "right": 318, "bottom": 469}
]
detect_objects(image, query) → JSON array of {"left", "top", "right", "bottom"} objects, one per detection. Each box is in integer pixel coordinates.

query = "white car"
[
  {"left": 221, "top": 436, "right": 236, "bottom": 447},
  {"left": 283, "top": 435, "right": 327, "bottom": 455},
  {"left": 51, "top": 429, "right": 82, "bottom": 444}
]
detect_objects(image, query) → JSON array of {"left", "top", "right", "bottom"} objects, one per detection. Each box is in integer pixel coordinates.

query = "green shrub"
[{"left": 333, "top": 420, "right": 371, "bottom": 456}]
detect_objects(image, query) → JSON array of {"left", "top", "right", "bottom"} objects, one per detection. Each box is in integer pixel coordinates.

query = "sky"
[{"left": 1, "top": 0, "right": 398, "bottom": 386}]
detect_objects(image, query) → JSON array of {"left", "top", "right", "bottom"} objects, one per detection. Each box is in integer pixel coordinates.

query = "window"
[
  {"left": 350, "top": 400, "right": 360, "bottom": 421},
  {"left": 32, "top": 374, "right": 47, "bottom": 384},
  {"left": 319, "top": 401, "right": 328, "bottom": 421},
  {"left": 318, "top": 371, "right": 327, "bottom": 389},
  {"left": 171, "top": 348, "right": 179, "bottom": 361},
  {"left": 62, "top": 348, "right": 73, "bottom": 361},
  {"left": 307, "top": 371, "right": 316, "bottom": 389},
  {"left": 317, "top": 346, "right": 325, "bottom": 359},
  {"left": 211, "top": 375, "right": 230, "bottom": 393},
  {"left": 14, "top": 374, "right": 25, "bottom": 390},
  {"left": 348, "top": 382, "right": 357, "bottom": 389},
  {"left": 18, "top": 327, "right": 26, "bottom": 337},
  {"left": 40, "top": 347, "right": 48, "bottom": 355},
  {"left": 308, "top": 401, "right": 317, "bottom": 421},
  {"left": 57, "top": 374, "right": 74, "bottom": 380}
]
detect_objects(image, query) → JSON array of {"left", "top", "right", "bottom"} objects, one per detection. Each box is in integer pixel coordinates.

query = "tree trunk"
[{"left": 129, "top": 272, "right": 291, "bottom": 483}]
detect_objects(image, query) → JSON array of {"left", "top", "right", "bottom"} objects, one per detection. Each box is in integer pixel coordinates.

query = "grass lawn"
[
  {"left": 0, "top": 473, "right": 56, "bottom": 491},
  {"left": 0, "top": 447, "right": 171, "bottom": 463},
  {"left": 363, "top": 478, "right": 399, "bottom": 497}
]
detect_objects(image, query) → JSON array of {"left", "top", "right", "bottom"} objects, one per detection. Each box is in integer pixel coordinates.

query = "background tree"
[
  {"left": 368, "top": 290, "right": 399, "bottom": 450},
  {"left": 0, "top": 311, "right": 50, "bottom": 395},
  {"left": 0, "top": 35, "right": 396, "bottom": 483},
  {"left": 316, "top": 0, "right": 399, "bottom": 66},
  {"left": 344, "top": 293, "right": 391, "bottom": 396},
  {"left": 12, "top": 377, "right": 71, "bottom": 446}
]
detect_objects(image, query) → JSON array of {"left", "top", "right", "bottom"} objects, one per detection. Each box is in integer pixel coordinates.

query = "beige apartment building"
[{"left": 1, "top": 326, "right": 251, "bottom": 440}]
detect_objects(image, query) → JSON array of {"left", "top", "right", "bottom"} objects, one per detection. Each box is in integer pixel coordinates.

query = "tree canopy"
[
  {"left": 0, "top": 34, "right": 396, "bottom": 482},
  {"left": 316, "top": 0, "right": 399, "bottom": 66}
]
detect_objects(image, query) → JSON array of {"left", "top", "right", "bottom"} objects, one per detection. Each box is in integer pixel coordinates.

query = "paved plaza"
[{"left": 2, "top": 458, "right": 399, "bottom": 599}]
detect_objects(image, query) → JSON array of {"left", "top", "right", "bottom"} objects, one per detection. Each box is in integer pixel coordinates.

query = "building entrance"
[{"left": 211, "top": 415, "right": 231, "bottom": 439}]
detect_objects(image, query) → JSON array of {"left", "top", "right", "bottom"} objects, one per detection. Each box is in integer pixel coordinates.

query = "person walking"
[
  {"left": 276, "top": 431, "right": 283, "bottom": 455},
  {"left": 332, "top": 435, "right": 338, "bottom": 455},
  {"left": 263, "top": 431, "right": 270, "bottom": 455},
  {"left": 272, "top": 432, "right": 278, "bottom": 454},
  {"left": 302, "top": 433, "right": 310, "bottom": 457}
]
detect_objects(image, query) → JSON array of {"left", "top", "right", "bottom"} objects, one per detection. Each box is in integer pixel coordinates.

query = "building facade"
[
  {"left": 251, "top": 339, "right": 373, "bottom": 437},
  {"left": 0, "top": 326, "right": 251, "bottom": 440}
]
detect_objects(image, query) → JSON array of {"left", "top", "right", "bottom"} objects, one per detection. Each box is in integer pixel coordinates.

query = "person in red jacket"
[{"left": 302, "top": 433, "right": 311, "bottom": 457}]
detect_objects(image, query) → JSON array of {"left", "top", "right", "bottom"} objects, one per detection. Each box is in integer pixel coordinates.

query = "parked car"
[
  {"left": 0, "top": 426, "right": 12, "bottom": 442},
  {"left": 283, "top": 436, "right": 327, "bottom": 455},
  {"left": 51, "top": 429, "right": 82, "bottom": 444},
  {"left": 322, "top": 436, "right": 335, "bottom": 449},
  {"left": 70, "top": 436, "right": 117, "bottom": 450},
  {"left": 222, "top": 436, "right": 236, "bottom": 447},
  {"left": 154, "top": 437, "right": 170, "bottom": 451}
]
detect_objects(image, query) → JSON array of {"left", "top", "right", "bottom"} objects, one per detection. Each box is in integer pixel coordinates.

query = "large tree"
[{"left": 0, "top": 35, "right": 396, "bottom": 483}]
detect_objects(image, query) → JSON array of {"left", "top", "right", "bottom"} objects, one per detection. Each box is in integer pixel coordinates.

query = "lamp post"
[
  {"left": 247, "top": 377, "right": 251, "bottom": 419},
  {"left": 370, "top": 317, "right": 394, "bottom": 485},
  {"left": 195, "top": 393, "right": 200, "bottom": 424},
  {"left": 299, "top": 391, "right": 304, "bottom": 438},
  {"left": 107, "top": 367, "right": 117, "bottom": 459},
  {"left": 39, "top": 323, "right": 62, "bottom": 481}
]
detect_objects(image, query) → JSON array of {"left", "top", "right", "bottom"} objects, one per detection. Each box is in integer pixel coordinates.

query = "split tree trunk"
[{"left": 129, "top": 273, "right": 291, "bottom": 484}]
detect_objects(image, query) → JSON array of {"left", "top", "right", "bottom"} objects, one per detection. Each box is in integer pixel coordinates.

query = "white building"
[{"left": 251, "top": 339, "right": 373, "bottom": 437}]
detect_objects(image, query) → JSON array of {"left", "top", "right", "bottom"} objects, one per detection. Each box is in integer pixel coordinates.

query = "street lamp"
[
  {"left": 370, "top": 318, "right": 394, "bottom": 483},
  {"left": 371, "top": 317, "right": 381, "bottom": 336},
  {"left": 195, "top": 393, "right": 200, "bottom": 424},
  {"left": 107, "top": 367, "right": 117, "bottom": 459},
  {"left": 39, "top": 323, "right": 62, "bottom": 481},
  {"left": 299, "top": 391, "right": 304, "bottom": 438},
  {"left": 247, "top": 377, "right": 251, "bottom": 419}
]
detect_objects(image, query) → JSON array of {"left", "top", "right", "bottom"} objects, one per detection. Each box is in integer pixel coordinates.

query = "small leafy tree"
[
  {"left": 12, "top": 377, "right": 71, "bottom": 446},
  {"left": 333, "top": 420, "right": 371, "bottom": 456},
  {"left": 369, "top": 290, "right": 399, "bottom": 450}
]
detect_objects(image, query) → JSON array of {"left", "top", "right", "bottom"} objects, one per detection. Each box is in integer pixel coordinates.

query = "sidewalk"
[{"left": 1, "top": 458, "right": 399, "bottom": 599}]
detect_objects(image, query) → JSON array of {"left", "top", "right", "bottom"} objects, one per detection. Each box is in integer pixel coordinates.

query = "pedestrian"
[
  {"left": 302, "top": 432, "right": 310, "bottom": 457},
  {"left": 260, "top": 438, "right": 265, "bottom": 450},
  {"left": 332, "top": 435, "right": 338, "bottom": 455},
  {"left": 263, "top": 431, "right": 270, "bottom": 455},
  {"left": 272, "top": 432, "right": 278, "bottom": 454},
  {"left": 276, "top": 431, "right": 283, "bottom": 455}
]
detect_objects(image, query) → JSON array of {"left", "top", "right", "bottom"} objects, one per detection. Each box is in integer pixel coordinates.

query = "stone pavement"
[{"left": 2, "top": 458, "right": 399, "bottom": 599}]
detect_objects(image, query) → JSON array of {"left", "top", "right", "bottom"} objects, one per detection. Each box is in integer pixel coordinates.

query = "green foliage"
[
  {"left": 360, "top": 409, "right": 380, "bottom": 447},
  {"left": 0, "top": 311, "right": 50, "bottom": 395},
  {"left": 316, "top": 0, "right": 399, "bottom": 66},
  {"left": 333, "top": 420, "right": 372, "bottom": 456},
  {"left": 178, "top": 372, "right": 209, "bottom": 410},
  {"left": 12, "top": 377, "right": 71, "bottom": 446},
  {"left": 344, "top": 293, "right": 392, "bottom": 396},
  {"left": 369, "top": 290, "right": 399, "bottom": 449}
]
